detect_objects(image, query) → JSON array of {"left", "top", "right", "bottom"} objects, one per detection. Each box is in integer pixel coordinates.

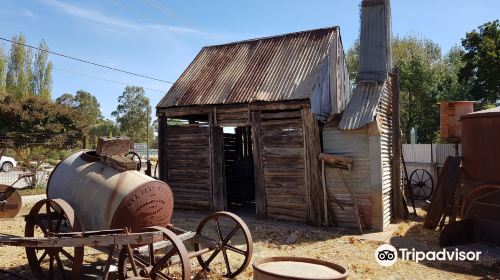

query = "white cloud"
[
  {"left": 23, "top": 9, "right": 37, "bottom": 18},
  {"left": 41, "top": 0, "right": 205, "bottom": 36}
]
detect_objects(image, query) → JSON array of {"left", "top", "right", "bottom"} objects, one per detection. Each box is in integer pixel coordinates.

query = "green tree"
[
  {"left": 6, "top": 34, "right": 33, "bottom": 98},
  {"left": 0, "top": 45, "right": 7, "bottom": 98},
  {"left": 33, "top": 40, "right": 53, "bottom": 99},
  {"left": 88, "top": 119, "right": 121, "bottom": 148},
  {"left": 0, "top": 96, "right": 85, "bottom": 177},
  {"left": 55, "top": 93, "right": 75, "bottom": 107},
  {"left": 459, "top": 20, "right": 500, "bottom": 107},
  {"left": 346, "top": 39, "right": 360, "bottom": 82},
  {"left": 112, "top": 86, "right": 153, "bottom": 143},
  {"left": 55, "top": 90, "right": 102, "bottom": 128}
]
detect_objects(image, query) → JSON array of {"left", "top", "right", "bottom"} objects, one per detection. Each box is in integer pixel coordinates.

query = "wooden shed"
[{"left": 156, "top": 27, "right": 352, "bottom": 226}]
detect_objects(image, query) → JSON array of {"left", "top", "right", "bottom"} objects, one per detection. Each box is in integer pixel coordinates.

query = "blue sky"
[{"left": 1, "top": 0, "right": 498, "bottom": 119}]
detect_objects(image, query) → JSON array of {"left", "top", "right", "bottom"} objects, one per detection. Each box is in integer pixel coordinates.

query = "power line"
[
  {"left": 108, "top": 0, "right": 156, "bottom": 22},
  {"left": 142, "top": 0, "right": 195, "bottom": 27},
  {"left": 53, "top": 67, "right": 168, "bottom": 93},
  {"left": 0, "top": 37, "right": 174, "bottom": 84}
]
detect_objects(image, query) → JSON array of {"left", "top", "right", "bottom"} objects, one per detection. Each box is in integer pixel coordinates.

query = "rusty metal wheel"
[
  {"left": 410, "top": 169, "right": 434, "bottom": 200},
  {"left": 0, "top": 184, "right": 22, "bottom": 218},
  {"left": 194, "top": 211, "right": 253, "bottom": 278},
  {"left": 25, "top": 199, "right": 84, "bottom": 280},
  {"left": 117, "top": 226, "right": 191, "bottom": 280},
  {"left": 126, "top": 151, "right": 142, "bottom": 171}
]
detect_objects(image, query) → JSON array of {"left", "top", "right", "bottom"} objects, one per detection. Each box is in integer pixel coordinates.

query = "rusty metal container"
[
  {"left": 439, "top": 101, "right": 475, "bottom": 140},
  {"left": 47, "top": 151, "right": 174, "bottom": 232},
  {"left": 461, "top": 107, "right": 500, "bottom": 185},
  {"left": 253, "top": 257, "right": 348, "bottom": 280}
]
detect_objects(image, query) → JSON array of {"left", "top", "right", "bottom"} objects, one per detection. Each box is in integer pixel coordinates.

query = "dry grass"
[{"left": 0, "top": 206, "right": 498, "bottom": 279}]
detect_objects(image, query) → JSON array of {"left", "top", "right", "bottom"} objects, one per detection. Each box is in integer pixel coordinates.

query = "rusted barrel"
[
  {"left": 47, "top": 151, "right": 174, "bottom": 232},
  {"left": 253, "top": 257, "right": 348, "bottom": 280}
]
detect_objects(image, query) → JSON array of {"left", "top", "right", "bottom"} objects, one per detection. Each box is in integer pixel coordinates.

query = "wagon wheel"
[
  {"left": 25, "top": 199, "right": 84, "bottom": 280},
  {"left": 193, "top": 211, "right": 253, "bottom": 278},
  {"left": 126, "top": 151, "right": 142, "bottom": 171},
  {"left": 409, "top": 169, "right": 434, "bottom": 200},
  {"left": 117, "top": 226, "right": 191, "bottom": 280}
]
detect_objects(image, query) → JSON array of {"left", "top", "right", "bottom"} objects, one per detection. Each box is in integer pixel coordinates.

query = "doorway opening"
[{"left": 223, "top": 126, "right": 255, "bottom": 217}]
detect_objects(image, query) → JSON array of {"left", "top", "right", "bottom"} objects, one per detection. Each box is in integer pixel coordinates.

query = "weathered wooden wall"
[
  {"left": 378, "top": 81, "right": 393, "bottom": 229},
  {"left": 258, "top": 110, "right": 309, "bottom": 223},
  {"left": 165, "top": 125, "right": 212, "bottom": 211}
]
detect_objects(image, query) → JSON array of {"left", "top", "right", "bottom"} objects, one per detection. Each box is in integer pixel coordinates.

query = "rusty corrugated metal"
[
  {"left": 461, "top": 106, "right": 500, "bottom": 185},
  {"left": 359, "top": 0, "right": 392, "bottom": 81},
  {"left": 158, "top": 27, "right": 343, "bottom": 109},
  {"left": 338, "top": 81, "right": 386, "bottom": 130}
]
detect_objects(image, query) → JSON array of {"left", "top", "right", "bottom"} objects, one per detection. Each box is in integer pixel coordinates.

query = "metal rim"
[
  {"left": 409, "top": 169, "right": 434, "bottom": 200},
  {"left": 194, "top": 211, "right": 253, "bottom": 278},
  {"left": 25, "top": 198, "right": 84, "bottom": 280},
  {"left": 252, "top": 256, "right": 349, "bottom": 280},
  {"left": 0, "top": 184, "right": 22, "bottom": 218},
  {"left": 126, "top": 151, "right": 142, "bottom": 171},
  {"left": 117, "top": 226, "right": 191, "bottom": 280},
  {"left": 461, "top": 185, "right": 500, "bottom": 218}
]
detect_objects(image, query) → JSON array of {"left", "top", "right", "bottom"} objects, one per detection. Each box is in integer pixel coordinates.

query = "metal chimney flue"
[{"left": 359, "top": 0, "right": 392, "bottom": 81}]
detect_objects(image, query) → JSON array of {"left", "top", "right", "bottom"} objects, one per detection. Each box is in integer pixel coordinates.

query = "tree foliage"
[
  {"left": 459, "top": 20, "right": 500, "bottom": 107},
  {"left": 56, "top": 90, "right": 103, "bottom": 127},
  {"left": 0, "top": 96, "right": 85, "bottom": 170},
  {"left": 345, "top": 34, "right": 471, "bottom": 143},
  {"left": 112, "top": 86, "right": 153, "bottom": 143},
  {"left": 3, "top": 34, "right": 53, "bottom": 99},
  {"left": 89, "top": 119, "right": 121, "bottom": 148}
]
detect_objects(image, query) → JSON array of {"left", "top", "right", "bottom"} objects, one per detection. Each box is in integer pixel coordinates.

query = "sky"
[{"left": 1, "top": 0, "right": 498, "bottom": 119}]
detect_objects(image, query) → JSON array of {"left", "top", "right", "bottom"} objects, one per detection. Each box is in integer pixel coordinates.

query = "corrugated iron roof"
[
  {"left": 339, "top": 81, "right": 387, "bottom": 130},
  {"left": 158, "top": 27, "right": 339, "bottom": 108}
]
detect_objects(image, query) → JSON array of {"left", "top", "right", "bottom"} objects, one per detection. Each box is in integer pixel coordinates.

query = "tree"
[
  {"left": 6, "top": 34, "right": 33, "bottom": 98},
  {"left": 88, "top": 119, "right": 121, "bottom": 148},
  {"left": 55, "top": 90, "right": 103, "bottom": 128},
  {"left": 346, "top": 35, "right": 448, "bottom": 143},
  {"left": 459, "top": 20, "right": 500, "bottom": 107},
  {"left": 112, "top": 86, "right": 153, "bottom": 143},
  {"left": 0, "top": 96, "right": 85, "bottom": 178},
  {"left": 0, "top": 45, "right": 7, "bottom": 98},
  {"left": 32, "top": 40, "right": 53, "bottom": 99}
]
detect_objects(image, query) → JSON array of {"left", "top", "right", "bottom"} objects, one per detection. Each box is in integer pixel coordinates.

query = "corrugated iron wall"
[
  {"left": 377, "top": 80, "right": 393, "bottom": 229},
  {"left": 403, "top": 144, "right": 461, "bottom": 166},
  {"left": 323, "top": 127, "right": 375, "bottom": 229}
]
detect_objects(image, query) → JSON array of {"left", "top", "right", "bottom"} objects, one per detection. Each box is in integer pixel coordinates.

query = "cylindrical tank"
[
  {"left": 253, "top": 257, "right": 348, "bottom": 280},
  {"left": 47, "top": 151, "right": 174, "bottom": 232},
  {"left": 461, "top": 107, "right": 500, "bottom": 185}
]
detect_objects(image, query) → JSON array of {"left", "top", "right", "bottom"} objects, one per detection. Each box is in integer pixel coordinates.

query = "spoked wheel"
[
  {"left": 410, "top": 169, "right": 434, "bottom": 200},
  {"left": 126, "top": 151, "right": 142, "bottom": 171},
  {"left": 25, "top": 199, "right": 84, "bottom": 280},
  {"left": 193, "top": 211, "right": 253, "bottom": 278},
  {"left": 117, "top": 226, "right": 191, "bottom": 280}
]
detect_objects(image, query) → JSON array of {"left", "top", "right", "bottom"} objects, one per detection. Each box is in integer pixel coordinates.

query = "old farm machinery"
[{"left": 0, "top": 138, "right": 253, "bottom": 280}]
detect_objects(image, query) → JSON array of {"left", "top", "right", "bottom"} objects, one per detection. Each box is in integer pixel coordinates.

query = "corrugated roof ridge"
[{"left": 203, "top": 26, "right": 339, "bottom": 48}]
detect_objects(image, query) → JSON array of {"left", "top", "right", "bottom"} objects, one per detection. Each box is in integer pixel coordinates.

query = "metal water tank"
[
  {"left": 461, "top": 107, "right": 500, "bottom": 184},
  {"left": 47, "top": 150, "right": 174, "bottom": 232}
]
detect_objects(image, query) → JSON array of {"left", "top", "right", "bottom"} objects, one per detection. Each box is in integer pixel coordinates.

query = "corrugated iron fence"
[{"left": 402, "top": 144, "right": 462, "bottom": 183}]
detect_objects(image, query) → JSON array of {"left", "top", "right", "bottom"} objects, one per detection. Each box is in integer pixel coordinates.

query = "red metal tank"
[{"left": 460, "top": 107, "right": 500, "bottom": 184}]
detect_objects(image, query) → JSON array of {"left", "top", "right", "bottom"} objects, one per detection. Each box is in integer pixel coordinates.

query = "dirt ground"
[{"left": 1, "top": 204, "right": 499, "bottom": 280}]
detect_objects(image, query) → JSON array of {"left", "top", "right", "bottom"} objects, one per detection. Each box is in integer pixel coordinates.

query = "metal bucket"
[
  {"left": 253, "top": 257, "right": 348, "bottom": 280},
  {"left": 47, "top": 151, "right": 174, "bottom": 232}
]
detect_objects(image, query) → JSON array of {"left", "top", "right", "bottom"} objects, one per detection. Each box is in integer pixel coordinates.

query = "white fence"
[
  {"left": 403, "top": 144, "right": 461, "bottom": 166},
  {"left": 402, "top": 144, "right": 462, "bottom": 183}
]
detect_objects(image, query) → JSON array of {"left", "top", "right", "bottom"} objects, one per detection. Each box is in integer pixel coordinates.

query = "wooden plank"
[
  {"left": 158, "top": 116, "right": 167, "bottom": 181},
  {"left": 210, "top": 124, "right": 226, "bottom": 211},
  {"left": 302, "top": 108, "right": 323, "bottom": 226},
  {"left": 252, "top": 111, "right": 266, "bottom": 219},
  {"left": 261, "top": 110, "right": 302, "bottom": 120}
]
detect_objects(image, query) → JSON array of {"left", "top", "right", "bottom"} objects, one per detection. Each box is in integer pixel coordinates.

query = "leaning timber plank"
[
  {"left": 1, "top": 231, "right": 164, "bottom": 248},
  {"left": 267, "top": 213, "right": 307, "bottom": 223},
  {"left": 267, "top": 207, "right": 307, "bottom": 219}
]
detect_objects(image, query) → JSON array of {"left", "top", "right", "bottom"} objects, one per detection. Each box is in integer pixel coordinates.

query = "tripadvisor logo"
[{"left": 375, "top": 244, "right": 482, "bottom": 266}]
